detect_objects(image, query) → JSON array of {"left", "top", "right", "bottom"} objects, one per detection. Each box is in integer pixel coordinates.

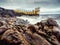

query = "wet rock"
[
  {"left": 46, "top": 18, "right": 58, "bottom": 27},
  {"left": 14, "top": 18, "right": 29, "bottom": 25},
  {"left": 0, "top": 28, "right": 7, "bottom": 35},
  {"left": 0, "top": 18, "right": 60, "bottom": 45},
  {"left": 35, "top": 18, "right": 60, "bottom": 45},
  {"left": 27, "top": 25, "right": 37, "bottom": 33},
  {"left": 0, "top": 21, "right": 3, "bottom": 27},
  {"left": 1, "top": 29, "right": 30, "bottom": 45},
  {"left": 25, "top": 32, "right": 51, "bottom": 45},
  {"left": 1, "top": 29, "right": 21, "bottom": 44}
]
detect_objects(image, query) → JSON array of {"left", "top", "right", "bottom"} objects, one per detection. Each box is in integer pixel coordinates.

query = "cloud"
[
  {"left": 0, "top": 0, "right": 60, "bottom": 9},
  {"left": 33, "top": 0, "right": 60, "bottom": 8},
  {"left": 41, "top": 8, "right": 60, "bottom": 12},
  {"left": 0, "top": 0, "right": 60, "bottom": 14},
  {"left": 0, "top": 0, "right": 6, "bottom": 5}
]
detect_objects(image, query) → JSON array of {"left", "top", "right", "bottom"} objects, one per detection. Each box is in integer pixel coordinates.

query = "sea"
[{"left": 17, "top": 14, "right": 60, "bottom": 25}]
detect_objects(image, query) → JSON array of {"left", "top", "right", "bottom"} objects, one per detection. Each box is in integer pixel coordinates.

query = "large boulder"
[
  {"left": 46, "top": 18, "right": 58, "bottom": 27},
  {"left": 1, "top": 29, "right": 30, "bottom": 45}
]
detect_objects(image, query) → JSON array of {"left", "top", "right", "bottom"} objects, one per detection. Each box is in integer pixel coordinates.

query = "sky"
[{"left": 0, "top": 0, "right": 60, "bottom": 14}]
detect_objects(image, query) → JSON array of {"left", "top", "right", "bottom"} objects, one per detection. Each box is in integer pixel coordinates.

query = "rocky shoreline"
[{"left": 0, "top": 17, "right": 60, "bottom": 45}]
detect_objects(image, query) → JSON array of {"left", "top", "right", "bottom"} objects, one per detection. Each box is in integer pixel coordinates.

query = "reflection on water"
[{"left": 17, "top": 14, "right": 60, "bottom": 25}]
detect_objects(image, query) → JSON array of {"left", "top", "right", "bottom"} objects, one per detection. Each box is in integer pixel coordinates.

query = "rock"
[
  {"left": 0, "top": 21, "right": 3, "bottom": 27},
  {"left": 0, "top": 18, "right": 60, "bottom": 45},
  {"left": 35, "top": 18, "right": 60, "bottom": 45},
  {"left": 24, "top": 32, "right": 51, "bottom": 45},
  {"left": 0, "top": 28, "right": 7, "bottom": 35},
  {"left": 27, "top": 25, "right": 37, "bottom": 33},
  {"left": 0, "top": 7, "right": 15, "bottom": 17},
  {"left": 14, "top": 18, "right": 29, "bottom": 25},
  {"left": 1, "top": 28, "right": 30, "bottom": 45},
  {"left": 46, "top": 18, "right": 58, "bottom": 27},
  {"left": 50, "top": 35, "right": 60, "bottom": 45}
]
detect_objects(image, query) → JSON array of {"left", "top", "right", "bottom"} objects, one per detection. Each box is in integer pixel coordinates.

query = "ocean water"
[{"left": 17, "top": 14, "right": 60, "bottom": 25}]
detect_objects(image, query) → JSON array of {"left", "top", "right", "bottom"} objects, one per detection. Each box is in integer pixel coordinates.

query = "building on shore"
[{"left": 14, "top": 7, "right": 40, "bottom": 16}]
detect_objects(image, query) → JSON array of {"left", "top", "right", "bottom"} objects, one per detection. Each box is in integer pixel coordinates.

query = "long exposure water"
[{"left": 17, "top": 14, "right": 60, "bottom": 25}]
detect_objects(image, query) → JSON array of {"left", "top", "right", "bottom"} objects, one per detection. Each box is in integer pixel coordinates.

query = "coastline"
[{"left": 0, "top": 17, "right": 60, "bottom": 45}]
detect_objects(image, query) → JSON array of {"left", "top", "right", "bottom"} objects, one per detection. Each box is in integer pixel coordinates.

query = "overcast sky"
[{"left": 0, "top": 0, "right": 60, "bottom": 13}]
